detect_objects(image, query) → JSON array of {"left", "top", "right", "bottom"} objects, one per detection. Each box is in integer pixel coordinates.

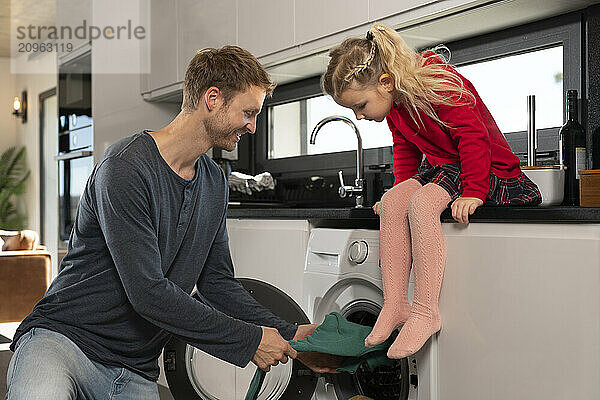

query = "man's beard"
[{"left": 203, "top": 107, "right": 239, "bottom": 152}]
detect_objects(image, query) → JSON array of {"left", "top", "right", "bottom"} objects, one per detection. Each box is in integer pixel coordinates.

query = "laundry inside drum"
[{"left": 332, "top": 305, "right": 410, "bottom": 400}]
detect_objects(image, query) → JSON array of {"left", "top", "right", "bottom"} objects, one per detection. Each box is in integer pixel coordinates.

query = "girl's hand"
[
  {"left": 451, "top": 197, "right": 483, "bottom": 224},
  {"left": 372, "top": 201, "right": 382, "bottom": 215}
]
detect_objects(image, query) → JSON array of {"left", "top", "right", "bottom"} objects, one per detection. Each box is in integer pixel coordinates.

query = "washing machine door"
[
  {"left": 311, "top": 278, "right": 415, "bottom": 400},
  {"left": 330, "top": 302, "right": 413, "bottom": 400},
  {"left": 164, "top": 278, "right": 317, "bottom": 400}
]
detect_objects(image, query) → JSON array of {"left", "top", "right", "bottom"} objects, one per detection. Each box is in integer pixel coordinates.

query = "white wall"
[
  {"left": 0, "top": 58, "right": 18, "bottom": 156},
  {"left": 14, "top": 53, "right": 58, "bottom": 235},
  {"left": 41, "top": 94, "right": 59, "bottom": 277},
  {"left": 1, "top": 54, "right": 58, "bottom": 271},
  {"left": 92, "top": 71, "right": 180, "bottom": 161}
]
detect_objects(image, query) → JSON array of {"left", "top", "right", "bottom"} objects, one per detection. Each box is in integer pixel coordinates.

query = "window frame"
[{"left": 254, "top": 12, "right": 583, "bottom": 176}]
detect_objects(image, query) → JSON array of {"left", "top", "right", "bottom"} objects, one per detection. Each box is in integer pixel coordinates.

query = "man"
[{"left": 5, "top": 46, "right": 338, "bottom": 399}]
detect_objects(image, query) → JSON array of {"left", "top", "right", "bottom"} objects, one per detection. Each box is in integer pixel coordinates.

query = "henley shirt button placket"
[
  {"left": 179, "top": 190, "right": 191, "bottom": 230},
  {"left": 179, "top": 205, "right": 186, "bottom": 227}
]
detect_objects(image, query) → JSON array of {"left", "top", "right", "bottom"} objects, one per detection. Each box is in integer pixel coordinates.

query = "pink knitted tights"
[{"left": 365, "top": 180, "right": 451, "bottom": 359}]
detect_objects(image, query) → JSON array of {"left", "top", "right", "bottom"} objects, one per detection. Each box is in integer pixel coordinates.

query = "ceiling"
[
  {"left": 0, "top": 0, "right": 10, "bottom": 57},
  {"left": 0, "top": 0, "right": 57, "bottom": 58}
]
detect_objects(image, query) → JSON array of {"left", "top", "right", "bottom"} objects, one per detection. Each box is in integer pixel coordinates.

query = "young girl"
[{"left": 322, "top": 24, "right": 541, "bottom": 359}]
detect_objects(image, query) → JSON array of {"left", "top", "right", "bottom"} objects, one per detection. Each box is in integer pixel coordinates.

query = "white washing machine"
[
  {"left": 159, "top": 219, "right": 318, "bottom": 400},
  {"left": 303, "top": 228, "right": 438, "bottom": 400}
]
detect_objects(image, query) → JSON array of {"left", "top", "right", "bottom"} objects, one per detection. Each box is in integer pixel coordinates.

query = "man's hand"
[
  {"left": 372, "top": 201, "right": 382, "bottom": 215},
  {"left": 252, "top": 327, "right": 297, "bottom": 372},
  {"left": 451, "top": 197, "right": 483, "bottom": 224},
  {"left": 293, "top": 324, "right": 342, "bottom": 374}
]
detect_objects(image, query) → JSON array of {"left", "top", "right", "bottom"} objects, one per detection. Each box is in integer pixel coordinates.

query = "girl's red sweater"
[{"left": 386, "top": 52, "right": 521, "bottom": 201}]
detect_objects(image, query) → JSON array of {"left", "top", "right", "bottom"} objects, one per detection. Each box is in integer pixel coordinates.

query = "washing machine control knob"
[{"left": 348, "top": 240, "right": 368, "bottom": 264}]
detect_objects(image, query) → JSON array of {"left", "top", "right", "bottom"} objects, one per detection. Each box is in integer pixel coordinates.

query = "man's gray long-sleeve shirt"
[{"left": 11, "top": 131, "right": 297, "bottom": 381}]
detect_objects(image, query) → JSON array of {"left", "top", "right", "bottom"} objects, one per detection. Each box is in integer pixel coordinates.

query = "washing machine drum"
[
  {"left": 330, "top": 303, "right": 412, "bottom": 400},
  {"left": 164, "top": 278, "right": 317, "bottom": 400}
]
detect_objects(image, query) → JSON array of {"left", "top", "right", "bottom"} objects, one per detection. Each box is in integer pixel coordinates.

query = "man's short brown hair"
[{"left": 181, "top": 46, "right": 276, "bottom": 113}]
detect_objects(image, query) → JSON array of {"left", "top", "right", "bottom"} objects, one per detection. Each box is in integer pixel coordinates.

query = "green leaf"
[
  {"left": 0, "top": 147, "right": 16, "bottom": 177},
  {"left": 6, "top": 147, "right": 27, "bottom": 182},
  {"left": 0, "top": 146, "right": 30, "bottom": 227},
  {"left": 3, "top": 213, "right": 26, "bottom": 230}
]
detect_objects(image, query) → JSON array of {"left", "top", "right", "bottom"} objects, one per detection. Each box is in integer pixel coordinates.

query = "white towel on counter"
[{"left": 228, "top": 171, "right": 275, "bottom": 195}]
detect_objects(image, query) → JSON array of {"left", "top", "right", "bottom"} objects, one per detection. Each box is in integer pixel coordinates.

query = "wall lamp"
[{"left": 12, "top": 90, "right": 27, "bottom": 123}]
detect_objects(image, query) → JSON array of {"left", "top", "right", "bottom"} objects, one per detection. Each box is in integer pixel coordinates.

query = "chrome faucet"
[{"left": 310, "top": 116, "right": 365, "bottom": 208}]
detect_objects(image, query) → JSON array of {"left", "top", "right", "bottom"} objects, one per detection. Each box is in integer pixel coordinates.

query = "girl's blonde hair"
[{"left": 322, "top": 24, "right": 475, "bottom": 128}]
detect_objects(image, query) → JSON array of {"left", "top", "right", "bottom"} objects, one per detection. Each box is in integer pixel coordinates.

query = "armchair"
[{"left": 0, "top": 230, "right": 51, "bottom": 323}]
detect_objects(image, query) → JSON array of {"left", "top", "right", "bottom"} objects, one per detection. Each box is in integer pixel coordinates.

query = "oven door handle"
[{"left": 54, "top": 150, "right": 93, "bottom": 161}]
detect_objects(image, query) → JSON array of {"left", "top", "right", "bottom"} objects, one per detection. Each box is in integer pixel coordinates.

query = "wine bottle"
[{"left": 559, "top": 90, "right": 587, "bottom": 206}]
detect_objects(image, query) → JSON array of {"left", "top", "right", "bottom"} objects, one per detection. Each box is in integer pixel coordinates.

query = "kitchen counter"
[{"left": 227, "top": 205, "right": 600, "bottom": 223}]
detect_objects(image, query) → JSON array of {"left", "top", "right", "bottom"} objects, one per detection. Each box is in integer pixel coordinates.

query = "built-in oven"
[
  {"left": 56, "top": 51, "right": 92, "bottom": 243},
  {"left": 56, "top": 127, "right": 93, "bottom": 242}
]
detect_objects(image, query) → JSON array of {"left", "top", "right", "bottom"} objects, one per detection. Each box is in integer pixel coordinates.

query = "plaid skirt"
[{"left": 411, "top": 158, "right": 542, "bottom": 206}]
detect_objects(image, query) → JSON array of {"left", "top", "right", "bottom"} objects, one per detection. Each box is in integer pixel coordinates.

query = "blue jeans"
[{"left": 5, "top": 328, "right": 159, "bottom": 400}]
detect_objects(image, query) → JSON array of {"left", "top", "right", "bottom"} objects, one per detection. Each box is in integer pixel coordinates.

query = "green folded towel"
[{"left": 245, "top": 312, "right": 394, "bottom": 400}]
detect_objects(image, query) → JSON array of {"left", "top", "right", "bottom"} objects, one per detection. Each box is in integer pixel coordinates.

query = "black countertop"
[{"left": 227, "top": 205, "right": 600, "bottom": 223}]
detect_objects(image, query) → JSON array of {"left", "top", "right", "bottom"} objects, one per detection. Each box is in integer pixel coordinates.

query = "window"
[
  {"left": 256, "top": 76, "right": 394, "bottom": 175},
  {"left": 456, "top": 46, "right": 563, "bottom": 134},
  {"left": 268, "top": 95, "right": 391, "bottom": 159},
  {"left": 448, "top": 13, "right": 581, "bottom": 164},
  {"left": 256, "top": 13, "right": 582, "bottom": 175}
]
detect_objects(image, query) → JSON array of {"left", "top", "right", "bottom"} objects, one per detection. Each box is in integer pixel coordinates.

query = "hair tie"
[{"left": 366, "top": 31, "right": 374, "bottom": 41}]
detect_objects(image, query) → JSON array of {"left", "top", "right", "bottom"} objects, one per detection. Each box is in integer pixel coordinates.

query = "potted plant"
[{"left": 0, "top": 146, "right": 30, "bottom": 230}]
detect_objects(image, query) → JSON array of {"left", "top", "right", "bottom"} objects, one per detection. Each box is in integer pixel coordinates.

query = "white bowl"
[{"left": 521, "top": 166, "right": 565, "bottom": 206}]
